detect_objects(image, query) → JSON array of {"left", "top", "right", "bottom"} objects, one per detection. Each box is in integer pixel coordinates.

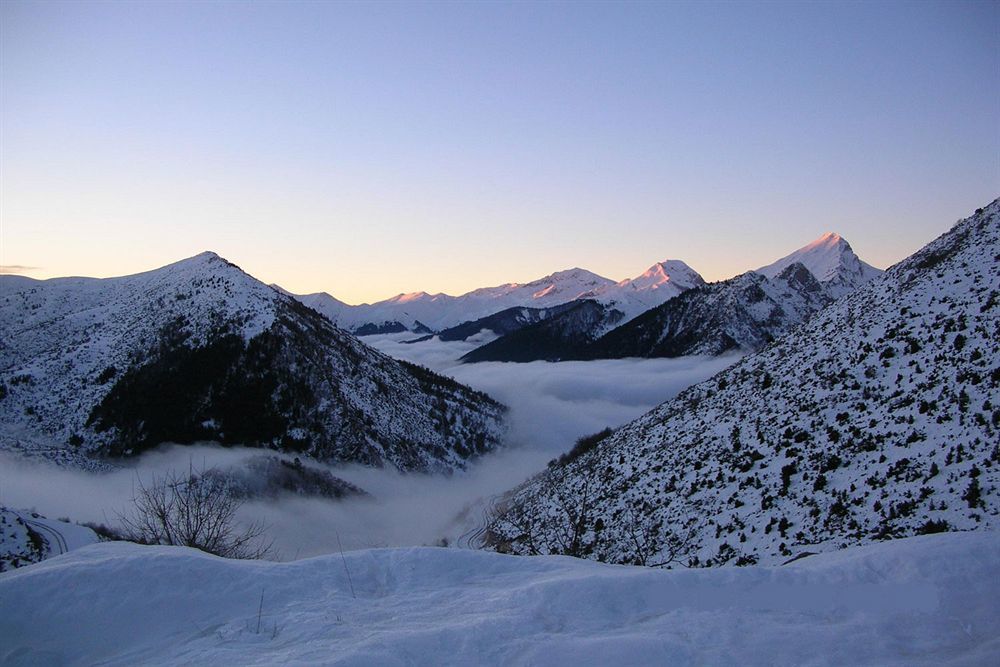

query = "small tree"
[{"left": 118, "top": 466, "right": 273, "bottom": 559}]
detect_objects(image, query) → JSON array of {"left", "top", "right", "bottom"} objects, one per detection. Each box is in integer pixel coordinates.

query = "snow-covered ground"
[{"left": 2, "top": 531, "right": 997, "bottom": 665}]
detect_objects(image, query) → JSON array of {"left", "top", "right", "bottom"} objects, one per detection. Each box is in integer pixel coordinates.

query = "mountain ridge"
[
  {"left": 482, "top": 200, "right": 999, "bottom": 565},
  {"left": 0, "top": 252, "right": 506, "bottom": 472}
]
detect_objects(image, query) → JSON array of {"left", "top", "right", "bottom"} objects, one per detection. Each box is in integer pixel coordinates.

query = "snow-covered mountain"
[
  {"left": 466, "top": 233, "right": 879, "bottom": 363},
  {"left": 589, "top": 259, "right": 706, "bottom": 321},
  {"left": 757, "top": 231, "right": 882, "bottom": 298},
  {"left": 284, "top": 260, "right": 705, "bottom": 336},
  {"left": 285, "top": 268, "right": 615, "bottom": 334},
  {"left": 483, "top": 200, "right": 999, "bottom": 566},
  {"left": 460, "top": 299, "right": 621, "bottom": 363},
  {"left": 581, "top": 261, "right": 834, "bottom": 359},
  {"left": 0, "top": 252, "right": 505, "bottom": 472}
]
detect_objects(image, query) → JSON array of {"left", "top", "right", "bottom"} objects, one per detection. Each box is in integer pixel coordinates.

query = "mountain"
[
  {"left": 581, "top": 261, "right": 834, "bottom": 359},
  {"left": 436, "top": 301, "right": 582, "bottom": 342},
  {"left": 482, "top": 200, "right": 1000, "bottom": 566},
  {"left": 283, "top": 260, "right": 705, "bottom": 337},
  {"left": 0, "top": 252, "right": 505, "bottom": 472},
  {"left": 456, "top": 260, "right": 706, "bottom": 363},
  {"left": 472, "top": 233, "right": 879, "bottom": 363},
  {"left": 589, "top": 259, "right": 706, "bottom": 322},
  {"left": 757, "top": 231, "right": 882, "bottom": 298},
  {"left": 460, "top": 299, "right": 621, "bottom": 363},
  {"left": 285, "top": 268, "right": 616, "bottom": 335}
]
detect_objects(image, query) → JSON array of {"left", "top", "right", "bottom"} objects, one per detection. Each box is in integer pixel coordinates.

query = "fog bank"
[{"left": 1, "top": 337, "right": 739, "bottom": 558}]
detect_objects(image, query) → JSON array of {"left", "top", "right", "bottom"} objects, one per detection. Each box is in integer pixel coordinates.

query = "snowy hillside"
[
  {"left": 285, "top": 261, "right": 705, "bottom": 336},
  {"left": 581, "top": 261, "right": 834, "bottom": 359},
  {"left": 0, "top": 253, "right": 505, "bottom": 472},
  {"left": 1, "top": 532, "right": 997, "bottom": 665},
  {"left": 0, "top": 508, "right": 98, "bottom": 572},
  {"left": 483, "top": 200, "right": 999, "bottom": 566}
]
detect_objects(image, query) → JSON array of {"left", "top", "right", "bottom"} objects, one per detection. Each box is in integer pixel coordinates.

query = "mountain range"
[
  {"left": 0, "top": 253, "right": 505, "bottom": 472},
  {"left": 461, "top": 232, "right": 881, "bottom": 362},
  {"left": 482, "top": 199, "right": 1000, "bottom": 566},
  {"left": 283, "top": 259, "right": 705, "bottom": 337}
]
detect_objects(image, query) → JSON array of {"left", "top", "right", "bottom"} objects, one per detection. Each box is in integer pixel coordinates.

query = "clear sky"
[{"left": 1, "top": 0, "right": 997, "bottom": 304}]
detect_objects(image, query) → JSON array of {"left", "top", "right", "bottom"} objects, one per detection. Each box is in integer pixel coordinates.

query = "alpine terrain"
[
  {"left": 464, "top": 233, "right": 878, "bottom": 363},
  {"left": 285, "top": 260, "right": 705, "bottom": 339},
  {"left": 482, "top": 201, "right": 1000, "bottom": 566},
  {"left": 0, "top": 253, "right": 505, "bottom": 472}
]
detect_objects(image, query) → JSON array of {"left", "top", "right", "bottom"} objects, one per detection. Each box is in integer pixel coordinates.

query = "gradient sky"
[{"left": 1, "top": 1, "right": 997, "bottom": 304}]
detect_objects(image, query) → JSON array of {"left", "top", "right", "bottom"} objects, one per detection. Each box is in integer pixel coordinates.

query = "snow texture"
[{"left": 0, "top": 531, "right": 997, "bottom": 665}]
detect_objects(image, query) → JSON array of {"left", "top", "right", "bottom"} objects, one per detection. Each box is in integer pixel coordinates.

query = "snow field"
[{"left": 1, "top": 531, "right": 997, "bottom": 666}]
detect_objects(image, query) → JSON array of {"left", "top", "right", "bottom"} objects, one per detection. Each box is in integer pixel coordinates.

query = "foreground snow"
[{"left": 2, "top": 532, "right": 998, "bottom": 666}]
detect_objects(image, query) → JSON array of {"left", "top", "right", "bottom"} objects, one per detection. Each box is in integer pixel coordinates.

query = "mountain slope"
[
  {"left": 581, "top": 261, "right": 833, "bottom": 359},
  {"left": 483, "top": 200, "right": 1000, "bottom": 566},
  {"left": 460, "top": 300, "right": 623, "bottom": 363},
  {"left": 436, "top": 301, "right": 581, "bottom": 342},
  {"left": 0, "top": 253, "right": 505, "bottom": 472}
]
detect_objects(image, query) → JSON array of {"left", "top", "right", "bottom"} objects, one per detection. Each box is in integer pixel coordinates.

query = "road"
[
  {"left": 456, "top": 495, "right": 502, "bottom": 550},
  {"left": 15, "top": 511, "right": 69, "bottom": 555}
]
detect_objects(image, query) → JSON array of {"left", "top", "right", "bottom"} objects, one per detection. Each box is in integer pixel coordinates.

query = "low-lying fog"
[{"left": 0, "top": 334, "right": 739, "bottom": 559}]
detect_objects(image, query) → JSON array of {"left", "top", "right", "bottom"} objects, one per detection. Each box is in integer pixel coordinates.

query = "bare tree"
[{"left": 118, "top": 466, "right": 273, "bottom": 559}]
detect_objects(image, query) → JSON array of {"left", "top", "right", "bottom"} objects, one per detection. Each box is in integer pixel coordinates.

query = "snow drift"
[{"left": 1, "top": 531, "right": 997, "bottom": 665}]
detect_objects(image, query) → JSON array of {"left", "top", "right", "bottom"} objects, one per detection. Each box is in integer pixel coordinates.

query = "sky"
[{"left": 1, "top": 0, "right": 997, "bottom": 304}]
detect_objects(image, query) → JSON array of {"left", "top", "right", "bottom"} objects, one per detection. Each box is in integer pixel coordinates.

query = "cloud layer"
[{"left": 1, "top": 336, "right": 739, "bottom": 558}]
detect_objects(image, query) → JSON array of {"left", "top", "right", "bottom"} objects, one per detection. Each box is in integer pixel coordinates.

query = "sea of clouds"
[{"left": 0, "top": 334, "right": 739, "bottom": 558}]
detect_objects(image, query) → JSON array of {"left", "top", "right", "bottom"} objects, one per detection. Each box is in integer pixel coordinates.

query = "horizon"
[
  {"left": 0, "top": 225, "right": 900, "bottom": 306},
  {"left": 2, "top": 1, "right": 998, "bottom": 303}
]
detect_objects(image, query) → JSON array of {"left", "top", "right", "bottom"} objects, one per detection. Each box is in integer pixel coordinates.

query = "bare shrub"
[{"left": 118, "top": 466, "right": 273, "bottom": 559}]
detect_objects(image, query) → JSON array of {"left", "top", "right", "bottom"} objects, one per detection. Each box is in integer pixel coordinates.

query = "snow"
[
  {"left": 284, "top": 261, "right": 706, "bottom": 334},
  {"left": 756, "top": 231, "right": 881, "bottom": 297},
  {"left": 1, "top": 531, "right": 997, "bottom": 665}
]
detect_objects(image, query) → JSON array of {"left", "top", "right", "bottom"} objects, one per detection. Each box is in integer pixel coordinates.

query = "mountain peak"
[
  {"left": 620, "top": 259, "right": 705, "bottom": 292},
  {"left": 757, "top": 232, "right": 878, "bottom": 287}
]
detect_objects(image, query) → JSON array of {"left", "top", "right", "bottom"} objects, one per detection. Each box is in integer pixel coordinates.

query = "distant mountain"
[
  {"left": 588, "top": 259, "right": 706, "bottom": 324},
  {"left": 581, "top": 261, "right": 834, "bottom": 359},
  {"left": 436, "top": 301, "right": 581, "bottom": 342},
  {"left": 455, "top": 260, "right": 706, "bottom": 363},
  {"left": 460, "top": 300, "right": 621, "bottom": 363},
  {"left": 283, "top": 268, "right": 616, "bottom": 335},
  {"left": 757, "top": 231, "right": 882, "bottom": 298},
  {"left": 282, "top": 260, "right": 705, "bottom": 337},
  {"left": 483, "top": 200, "right": 1000, "bottom": 566},
  {"left": 468, "top": 233, "right": 879, "bottom": 363},
  {"left": 0, "top": 253, "right": 505, "bottom": 472}
]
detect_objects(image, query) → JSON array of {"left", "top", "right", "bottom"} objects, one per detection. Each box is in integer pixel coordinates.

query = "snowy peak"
[
  {"left": 620, "top": 259, "right": 705, "bottom": 293},
  {"left": 0, "top": 252, "right": 506, "bottom": 472},
  {"left": 756, "top": 232, "right": 881, "bottom": 295}
]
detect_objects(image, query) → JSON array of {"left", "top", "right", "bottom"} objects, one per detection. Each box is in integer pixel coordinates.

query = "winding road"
[
  {"left": 456, "top": 495, "right": 501, "bottom": 550},
  {"left": 15, "top": 511, "right": 69, "bottom": 555}
]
